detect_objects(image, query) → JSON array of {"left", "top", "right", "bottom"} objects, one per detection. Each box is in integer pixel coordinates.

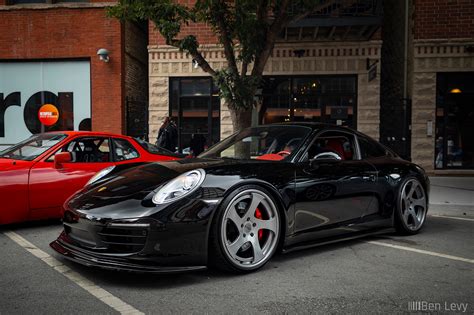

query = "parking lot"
[{"left": 1, "top": 178, "right": 473, "bottom": 314}]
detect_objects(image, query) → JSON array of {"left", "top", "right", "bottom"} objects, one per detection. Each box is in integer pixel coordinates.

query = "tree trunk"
[
  {"left": 229, "top": 106, "right": 253, "bottom": 133},
  {"left": 229, "top": 106, "right": 253, "bottom": 159}
]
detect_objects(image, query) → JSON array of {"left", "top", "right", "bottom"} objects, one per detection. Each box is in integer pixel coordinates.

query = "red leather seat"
[{"left": 325, "top": 139, "right": 345, "bottom": 160}]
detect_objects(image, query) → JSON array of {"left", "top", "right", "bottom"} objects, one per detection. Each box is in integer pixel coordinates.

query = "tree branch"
[
  {"left": 256, "top": 0, "right": 270, "bottom": 24},
  {"left": 214, "top": 0, "right": 239, "bottom": 77},
  {"left": 251, "top": 0, "right": 291, "bottom": 76},
  {"left": 241, "top": 60, "right": 248, "bottom": 76},
  {"left": 167, "top": 38, "right": 217, "bottom": 76}
]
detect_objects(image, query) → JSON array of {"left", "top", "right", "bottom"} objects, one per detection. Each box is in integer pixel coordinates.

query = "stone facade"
[
  {"left": 411, "top": 40, "right": 474, "bottom": 171},
  {"left": 148, "top": 41, "right": 382, "bottom": 142}
]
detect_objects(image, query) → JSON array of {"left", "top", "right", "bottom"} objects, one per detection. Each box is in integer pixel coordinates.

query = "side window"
[
  {"left": 304, "top": 131, "right": 356, "bottom": 161},
  {"left": 47, "top": 137, "right": 111, "bottom": 162},
  {"left": 113, "top": 138, "right": 139, "bottom": 161},
  {"left": 357, "top": 136, "right": 387, "bottom": 159}
]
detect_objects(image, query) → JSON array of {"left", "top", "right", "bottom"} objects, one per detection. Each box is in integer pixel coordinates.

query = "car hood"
[
  {"left": 66, "top": 157, "right": 295, "bottom": 220},
  {"left": 65, "top": 158, "right": 253, "bottom": 219}
]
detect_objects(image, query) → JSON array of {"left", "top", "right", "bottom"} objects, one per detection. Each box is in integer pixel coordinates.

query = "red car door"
[
  {"left": 0, "top": 159, "right": 34, "bottom": 224},
  {"left": 28, "top": 136, "right": 115, "bottom": 220}
]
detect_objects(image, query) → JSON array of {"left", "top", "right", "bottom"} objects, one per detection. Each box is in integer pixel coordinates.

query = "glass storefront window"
[
  {"left": 435, "top": 72, "right": 474, "bottom": 169},
  {"left": 180, "top": 78, "right": 211, "bottom": 96},
  {"left": 261, "top": 76, "right": 357, "bottom": 128},
  {"left": 169, "top": 78, "right": 220, "bottom": 155}
]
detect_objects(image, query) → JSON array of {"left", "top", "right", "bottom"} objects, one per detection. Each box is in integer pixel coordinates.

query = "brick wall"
[
  {"left": 125, "top": 21, "right": 148, "bottom": 100},
  {"left": 149, "top": 21, "right": 217, "bottom": 46},
  {"left": 0, "top": 6, "right": 125, "bottom": 134},
  {"left": 414, "top": 0, "right": 474, "bottom": 39},
  {"left": 148, "top": 0, "right": 217, "bottom": 46}
]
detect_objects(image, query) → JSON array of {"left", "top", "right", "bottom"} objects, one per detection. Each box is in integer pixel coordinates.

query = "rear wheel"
[
  {"left": 209, "top": 185, "right": 281, "bottom": 273},
  {"left": 395, "top": 177, "right": 427, "bottom": 235}
]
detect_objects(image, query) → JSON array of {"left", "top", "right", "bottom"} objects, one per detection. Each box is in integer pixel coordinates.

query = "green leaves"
[
  {"left": 108, "top": 0, "right": 323, "bottom": 118},
  {"left": 108, "top": 0, "right": 194, "bottom": 40},
  {"left": 215, "top": 69, "right": 261, "bottom": 111}
]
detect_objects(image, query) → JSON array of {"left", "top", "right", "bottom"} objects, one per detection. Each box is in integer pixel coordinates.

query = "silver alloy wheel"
[
  {"left": 220, "top": 189, "right": 280, "bottom": 270},
  {"left": 400, "top": 179, "right": 427, "bottom": 231}
]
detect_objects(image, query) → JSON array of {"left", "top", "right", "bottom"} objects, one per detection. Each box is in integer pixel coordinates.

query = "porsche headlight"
[
  {"left": 86, "top": 166, "right": 115, "bottom": 186},
  {"left": 152, "top": 169, "right": 205, "bottom": 205}
]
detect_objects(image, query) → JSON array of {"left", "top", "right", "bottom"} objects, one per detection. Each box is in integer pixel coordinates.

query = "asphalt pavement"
[{"left": 0, "top": 177, "right": 473, "bottom": 314}]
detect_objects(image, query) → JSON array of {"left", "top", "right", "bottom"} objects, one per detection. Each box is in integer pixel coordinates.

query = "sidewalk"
[{"left": 429, "top": 176, "right": 474, "bottom": 218}]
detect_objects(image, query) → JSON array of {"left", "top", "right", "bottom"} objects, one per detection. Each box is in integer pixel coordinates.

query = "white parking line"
[
  {"left": 367, "top": 241, "right": 474, "bottom": 264},
  {"left": 4, "top": 231, "right": 144, "bottom": 315},
  {"left": 428, "top": 214, "right": 474, "bottom": 222}
]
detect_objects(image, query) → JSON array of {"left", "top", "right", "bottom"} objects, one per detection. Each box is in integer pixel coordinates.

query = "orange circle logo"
[{"left": 38, "top": 104, "right": 59, "bottom": 126}]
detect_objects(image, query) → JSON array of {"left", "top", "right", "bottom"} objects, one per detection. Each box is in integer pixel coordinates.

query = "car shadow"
[
  {"left": 2, "top": 215, "right": 456, "bottom": 290},
  {"left": 0, "top": 219, "right": 62, "bottom": 232},
  {"left": 57, "top": 236, "right": 382, "bottom": 290}
]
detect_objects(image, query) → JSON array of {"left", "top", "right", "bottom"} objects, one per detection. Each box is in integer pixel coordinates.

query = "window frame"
[
  {"left": 261, "top": 74, "right": 358, "bottom": 128},
  {"left": 298, "top": 129, "right": 361, "bottom": 162},
  {"left": 357, "top": 134, "right": 394, "bottom": 160},
  {"left": 45, "top": 136, "right": 113, "bottom": 163},
  {"left": 169, "top": 77, "right": 221, "bottom": 153},
  {"left": 111, "top": 137, "right": 141, "bottom": 162}
]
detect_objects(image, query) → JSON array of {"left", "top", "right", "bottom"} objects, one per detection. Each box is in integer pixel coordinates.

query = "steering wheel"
[
  {"left": 312, "top": 151, "right": 342, "bottom": 160},
  {"left": 276, "top": 150, "right": 291, "bottom": 156}
]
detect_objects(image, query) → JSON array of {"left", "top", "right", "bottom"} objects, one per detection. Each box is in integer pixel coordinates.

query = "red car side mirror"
[{"left": 54, "top": 152, "right": 72, "bottom": 169}]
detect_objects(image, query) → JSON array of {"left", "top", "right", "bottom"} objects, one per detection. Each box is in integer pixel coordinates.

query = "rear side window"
[
  {"left": 113, "top": 138, "right": 139, "bottom": 161},
  {"left": 357, "top": 136, "right": 388, "bottom": 159}
]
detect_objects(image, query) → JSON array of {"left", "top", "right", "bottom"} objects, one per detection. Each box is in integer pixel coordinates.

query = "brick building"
[
  {"left": 148, "top": 0, "right": 474, "bottom": 174},
  {"left": 0, "top": 0, "right": 148, "bottom": 148},
  {"left": 410, "top": 0, "right": 474, "bottom": 174},
  {"left": 148, "top": 0, "right": 383, "bottom": 157},
  {"left": 1, "top": 0, "right": 473, "bottom": 174}
]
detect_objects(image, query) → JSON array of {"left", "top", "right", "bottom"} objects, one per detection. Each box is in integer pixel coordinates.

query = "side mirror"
[{"left": 54, "top": 152, "right": 72, "bottom": 169}]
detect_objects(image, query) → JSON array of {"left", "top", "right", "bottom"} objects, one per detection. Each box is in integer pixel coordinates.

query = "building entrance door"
[
  {"left": 170, "top": 78, "right": 220, "bottom": 155},
  {"left": 435, "top": 72, "right": 474, "bottom": 169}
]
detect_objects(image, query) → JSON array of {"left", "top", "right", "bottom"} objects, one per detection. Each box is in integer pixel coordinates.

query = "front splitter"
[{"left": 50, "top": 239, "right": 207, "bottom": 274}]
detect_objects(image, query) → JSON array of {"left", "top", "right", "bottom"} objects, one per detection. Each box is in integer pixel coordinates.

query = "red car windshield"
[{"left": 0, "top": 133, "right": 67, "bottom": 161}]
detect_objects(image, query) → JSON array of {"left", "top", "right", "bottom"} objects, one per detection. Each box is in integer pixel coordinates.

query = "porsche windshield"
[
  {"left": 199, "top": 125, "right": 312, "bottom": 161},
  {"left": 0, "top": 133, "right": 67, "bottom": 161}
]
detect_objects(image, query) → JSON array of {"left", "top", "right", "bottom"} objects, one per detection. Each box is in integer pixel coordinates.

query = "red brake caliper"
[{"left": 255, "top": 208, "right": 263, "bottom": 240}]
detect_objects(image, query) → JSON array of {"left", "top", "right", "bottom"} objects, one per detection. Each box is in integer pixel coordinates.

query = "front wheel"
[
  {"left": 209, "top": 185, "right": 281, "bottom": 273},
  {"left": 395, "top": 177, "right": 428, "bottom": 235}
]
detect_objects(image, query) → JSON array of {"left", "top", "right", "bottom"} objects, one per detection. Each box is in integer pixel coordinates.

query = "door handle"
[{"left": 363, "top": 172, "right": 377, "bottom": 182}]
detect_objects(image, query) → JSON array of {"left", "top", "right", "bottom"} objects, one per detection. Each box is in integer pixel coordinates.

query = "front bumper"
[{"left": 50, "top": 233, "right": 207, "bottom": 273}]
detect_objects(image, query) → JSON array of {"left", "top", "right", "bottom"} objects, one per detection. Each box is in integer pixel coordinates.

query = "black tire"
[
  {"left": 394, "top": 177, "right": 428, "bottom": 235},
  {"left": 208, "top": 184, "right": 282, "bottom": 273}
]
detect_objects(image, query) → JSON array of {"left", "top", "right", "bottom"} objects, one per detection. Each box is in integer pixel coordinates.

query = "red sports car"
[{"left": 0, "top": 131, "right": 183, "bottom": 225}]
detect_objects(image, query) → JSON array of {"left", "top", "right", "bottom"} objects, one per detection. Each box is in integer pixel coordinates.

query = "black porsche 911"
[{"left": 50, "top": 123, "right": 429, "bottom": 273}]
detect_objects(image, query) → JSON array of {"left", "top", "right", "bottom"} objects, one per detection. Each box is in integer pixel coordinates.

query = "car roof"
[{"left": 270, "top": 122, "right": 356, "bottom": 132}]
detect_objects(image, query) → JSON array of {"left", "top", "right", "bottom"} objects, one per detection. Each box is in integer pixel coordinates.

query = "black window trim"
[
  {"left": 356, "top": 133, "right": 394, "bottom": 160},
  {"left": 297, "top": 128, "right": 361, "bottom": 163}
]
